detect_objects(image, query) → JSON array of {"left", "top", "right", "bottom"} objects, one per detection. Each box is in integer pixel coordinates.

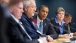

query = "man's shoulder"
[
  {"left": 50, "top": 18, "right": 55, "bottom": 23},
  {"left": 22, "top": 13, "right": 26, "bottom": 18},
  {"left": 50, "top": 18, "right": 55, "bottom": 21},
  {"left": 44, "top": 18, "right": 50, "bottom": 22},
  {"left": 21, "top": 14, "right": 27, "bottom": 21},
  {"left": 45, "top": 18, "right": 50, "bottom": 21},
  {"left": 7, "top": 16, "right": 18, "bottom": 26}
]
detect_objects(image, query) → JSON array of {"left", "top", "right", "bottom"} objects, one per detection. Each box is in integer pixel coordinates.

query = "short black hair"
[
  {"left": 38, "top": 5, "right": 48, "bottom": 10},
  {"left": 65, "top": 12, "right": 72, "bottom": 18}
]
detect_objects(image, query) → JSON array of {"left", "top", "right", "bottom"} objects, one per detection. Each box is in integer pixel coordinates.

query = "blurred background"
[{"left": 36, "top": 0, "right": 76, "bottom": 32}]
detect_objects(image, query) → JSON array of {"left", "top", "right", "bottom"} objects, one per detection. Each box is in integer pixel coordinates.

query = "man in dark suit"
[
  {"left": 6, "top": 0, "right": 47, "bottom": 43},
  {"left": 21, "top": 0, "right": 41, "bottom": 39},
  {"left": 63, "top": 12, "right": 76, "bottom": 38},
  {"left": 64, "top": 12, "right": 72, "bottom": 33},
  {"left": 0, "top": 0, "right": 11, "bottom": 43},
  {"left": 51, "top": 7, "right": 70, "bottom": 38},
  {"left": 32, "top": 5, "right": 58, "bottom": 41},
  {"left": 0, "top": 5, "right": 7, "bottom": 43},
  {"left": 20, "top": 0, "right": 48, "bottom": 43}
]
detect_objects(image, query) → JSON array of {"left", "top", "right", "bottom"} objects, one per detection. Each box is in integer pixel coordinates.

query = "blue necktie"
[
  {"left": 39, "top": 22, "right": 43, "bottom": 34},
  {"left": 18, "top": 21, "right": 32, "bottom": 40},
  {"left": 60, "top": 26, "right": 63, "bottom": 34}
]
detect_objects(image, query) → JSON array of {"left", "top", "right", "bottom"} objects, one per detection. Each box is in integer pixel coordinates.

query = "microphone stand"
[
  {"left": 50, "top": 23, "right": 69, "bottom": 33},
  {"left": 50, "top": 23, "right": 76, "bottom": 41}
]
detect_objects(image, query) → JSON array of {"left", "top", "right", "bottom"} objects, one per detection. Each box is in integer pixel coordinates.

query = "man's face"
[
  {"left": 38, "top": 7, "right": 49, "bottom": 20},
  {"left": 64, "top": 16, "right": 72, "bottom": 24},
  {"left": 56, "top": 11, "right": 65, "bottom": 20},
  {"left": 25, "top": 1, "right": 36, "bottom": 18},
  {"left": 12, "top": 2, "right": 23, "bottom": 19}
]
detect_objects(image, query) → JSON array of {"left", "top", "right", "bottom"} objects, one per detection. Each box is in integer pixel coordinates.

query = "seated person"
[
  {"left": 7, "top": 0, "right": 47, "bottom": 43},
  {"left": 32, "top": 5, "right": 58, "bottom": 39},
  {"left": 64, "top": 12, "right": 76, "bottom": 37},
  {"left": 51, "top": 7, "right": 70, "bottom": 38},
  {"left": 64, "top": 12, "right": 72, "bottom": 33},
  {"left": 20, "top": 0, "right": 49, "bottom": 43}
]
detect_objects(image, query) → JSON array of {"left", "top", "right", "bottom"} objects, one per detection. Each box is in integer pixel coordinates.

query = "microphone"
[
  {"left": 70, "top": 27, "right": 76, "bottom": 31},
  {"left": 68, "top": 23, "right": 76, "bottom": 31},
  {"left": 73, "top": 23, "right": 76, "bottom": 26},
  {"left": 49, "top": 23, "right": 69, "bottom": 33},
  {"left": 49, "top": 23, "right": 76, "bottom": 40},
  {"left": 50, "top": 23, "right": 76, "bottom": 33}
]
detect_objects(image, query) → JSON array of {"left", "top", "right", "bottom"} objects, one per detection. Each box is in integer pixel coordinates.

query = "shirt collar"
[
  {"left": 55, "top": 17, "right": 65, "bottom": 26},
  {"left": 37, "top": 15, "right": 43, "bottom": 23},
  {"left": 10, "top": 14, "right": 19, "bottom": 23}
]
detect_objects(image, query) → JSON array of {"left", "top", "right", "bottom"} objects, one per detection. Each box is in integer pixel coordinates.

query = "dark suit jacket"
[
  {"left": 6, "top": 15, "right": 39, "bottom": 43},
  {"left": 51, "top": 18, "right": 69, "bottom": 35},
  {"left": 0, "top": 5, "right": 10, "bottom": 43},
  {"left": 32, "top": 15, "right": 58, "bottom": 39},
  {"left": 20, "top": 13, "right": 41, "bottom": 39},
  {"left": 0, "top": 5, "right": 6, "bottom": 43}
]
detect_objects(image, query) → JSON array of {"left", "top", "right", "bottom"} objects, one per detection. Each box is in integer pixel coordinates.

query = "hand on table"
[
  {"left": 63, "top": 34, "right": 70, "bottom": 38},
  {"left": 47, "top": 35, "right": 56, "bottom": 42},
  {"left": 39, "top": 37, "right": 48, "bottom": 43},
  {"left": 59, "top": 34, "right": 70, "bottom": 38},
  {"left": 73, "top": 32, "right": 76, "bottom": 36}
]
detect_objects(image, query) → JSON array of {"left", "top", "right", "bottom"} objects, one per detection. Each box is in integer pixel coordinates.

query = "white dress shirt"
[
  {"left": 10, "top": 14, "right": 19, "bottom": 23},
  {"left": 10, "top": 14, "right": 32, "bottom": 40},
  {"left": 37, "top": 16, "right": 43, "bottom": 29},
  {"left": 10, "top": 14, "right": 26, "bottom": 31},
  {"left": 37, "top": 16, "right": 44, "bottom": 43}
]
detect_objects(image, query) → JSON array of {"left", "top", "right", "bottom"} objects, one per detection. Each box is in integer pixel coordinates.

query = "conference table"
[{"left": 48, "top": 38, "right": 76, "bottom": 43}]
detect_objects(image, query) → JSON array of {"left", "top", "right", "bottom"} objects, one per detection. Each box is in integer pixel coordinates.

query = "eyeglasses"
[{"left": 27, "top": 6, "right": 37, "bottom": 9}]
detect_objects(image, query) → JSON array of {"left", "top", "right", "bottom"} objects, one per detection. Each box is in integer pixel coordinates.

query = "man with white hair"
[
  {"left": 20, "top": 0, "right": 48, "bottom": 43},
  {"left": 6, "top": 0, "right": 47, "bottom": 43}
]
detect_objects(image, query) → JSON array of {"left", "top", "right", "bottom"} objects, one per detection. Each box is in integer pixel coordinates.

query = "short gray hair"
[
  {"left": 23, "top": 0, "right": 35, "bottom": 7},
  {"left": 23, "top": 0, "right": 30, "bottom": 6},
  {"left": 56, "top": 7, "right": 65, "bottom": 15}
]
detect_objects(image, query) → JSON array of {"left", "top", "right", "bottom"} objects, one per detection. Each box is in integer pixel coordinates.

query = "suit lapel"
[
  {"left": 53, "top": 19, "right": 60, "bottom": 34},
  {"left": 43, "top": 19, "right": 48, "bottom": 34},
  {"left": 9, "top": 16, "right": 27, "bottom": 36},
  {"left": 51, "top": 18, "right": 60, "bottom": 34},
  {"left": 43, "top": 20, "right": 45, "bottom": 34},
  {"left": 23, "top": 14, "right": 38, "bottom": 31}
]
